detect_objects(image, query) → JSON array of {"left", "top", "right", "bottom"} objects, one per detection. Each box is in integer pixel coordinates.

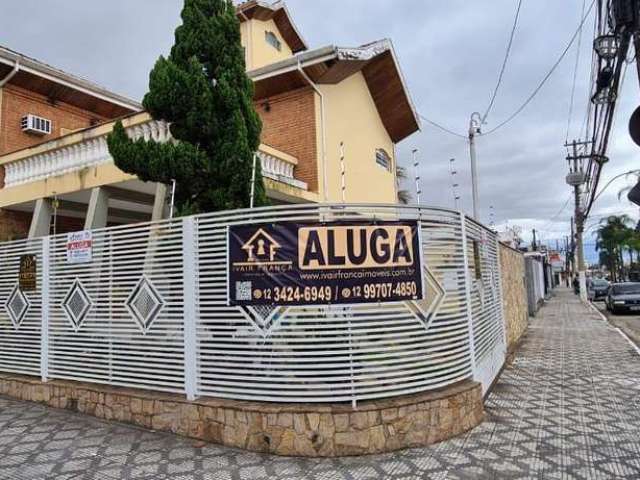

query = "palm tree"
[
  {"left": 396, "top": 166, "right": 412, "bottom": 205},
  {"left": 595, "top": 215, "right": 633, "bottom": 281}
]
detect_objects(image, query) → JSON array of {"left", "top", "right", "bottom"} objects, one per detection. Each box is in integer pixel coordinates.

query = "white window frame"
[
  {"left": 375, "top": 148, "right": 392, "bottom": 172},
  {"left": 265, "top": 31, "right": 282, "bottom": 51}
]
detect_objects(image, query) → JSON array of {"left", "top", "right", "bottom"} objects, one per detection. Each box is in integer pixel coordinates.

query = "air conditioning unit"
[{"left": 21, "top": 114, "right": 52, "bottom": 136}]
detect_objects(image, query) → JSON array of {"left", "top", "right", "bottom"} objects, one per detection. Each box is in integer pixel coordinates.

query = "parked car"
[
  {"left": 588, "top": 278, "right": 610, "bottom": 302},
  {"left": 605, "top": 283, "right": 640, "bottom": 314}
]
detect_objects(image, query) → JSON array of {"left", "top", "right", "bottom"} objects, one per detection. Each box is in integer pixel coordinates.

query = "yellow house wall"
[
  {"left": 319, "top": 72, "right": 397, "bottom": 204},
  {"left": 241, "top": 18, "right": 293, "bottom": 70}
]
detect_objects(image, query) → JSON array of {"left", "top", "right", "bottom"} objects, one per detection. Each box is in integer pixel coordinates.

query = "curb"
[{"left": 586, "top": 300, "right": 640, "bottom": 356}]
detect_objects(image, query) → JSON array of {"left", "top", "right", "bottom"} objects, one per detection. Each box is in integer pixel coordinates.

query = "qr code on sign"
[{"left": 235, "top": 281, "right": 252, "bottom": 301}]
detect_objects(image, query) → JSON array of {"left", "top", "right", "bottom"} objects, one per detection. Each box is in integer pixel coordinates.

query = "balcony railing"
[{"left": 2, "top": 115, "right": 307, "bottom": 192}]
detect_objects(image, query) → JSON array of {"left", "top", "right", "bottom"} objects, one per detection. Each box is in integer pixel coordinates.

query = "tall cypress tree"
[{"left": 107, "top": 0, "right": 268, "bottom": 215}]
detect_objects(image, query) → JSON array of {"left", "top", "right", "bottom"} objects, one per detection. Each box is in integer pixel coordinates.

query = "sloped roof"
[
  {"left": 0, "top": 45, "right": 141, "bottom": 119},
  {"left": 237, "top": 0, "right": 307, "bottom": 53},
  {"left": 248, "top": 39, "right": 420, "bottom": 143}
]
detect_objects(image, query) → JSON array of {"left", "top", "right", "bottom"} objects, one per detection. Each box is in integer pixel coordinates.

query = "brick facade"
[
  {"left": 0, "top": 84, "right": 111, "bottom": 191},
  {"left": 0, "top": 208, "right": 84, "bottom": 241},
  {"left": 0, "top": 209, "right": 30, "bottom": 241},
  {"left": 0, "top": 84, "right": 106, "bottom": 156},
  {"left": 256, "top": 86, "right": 318, "bottom": 192}
]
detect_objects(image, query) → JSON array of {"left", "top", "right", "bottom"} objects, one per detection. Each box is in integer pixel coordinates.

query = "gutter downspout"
[
  {"left": 297, "top": 58, "right": 328, "bottom": 201},
  {"left": 0, "top": 55, "right": 21, "bottom": 87}
]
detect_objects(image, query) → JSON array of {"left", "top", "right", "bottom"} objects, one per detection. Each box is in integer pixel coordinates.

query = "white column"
[
  {"left": 40, "top": 236, "right": 50, "bottom": 382},
  {"left": 84, "top": 187, "right": 110, "bottom": 230},
  {"left": 29, "top": 198, "right": 53, "bottom": 239},
  {"left": 182, "top": 217, "right": 198, "bottom": 401}
]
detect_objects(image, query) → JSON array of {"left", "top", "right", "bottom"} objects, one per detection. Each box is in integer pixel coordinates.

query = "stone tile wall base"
[{"left": 0, "top": 374, "right": 484, "bottom": 457}]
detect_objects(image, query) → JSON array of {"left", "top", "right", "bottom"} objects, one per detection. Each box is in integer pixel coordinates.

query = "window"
[
  {"left": 265, "top": 31, "right": 282, "bottom": 51},
  {"left": 375, "top": 149, "right": 392, "bottom": 171}
]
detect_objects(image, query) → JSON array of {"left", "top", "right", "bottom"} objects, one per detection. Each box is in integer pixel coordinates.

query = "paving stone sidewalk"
[{"left": 1, "top": 289, "right": 640, "bottom": 479}]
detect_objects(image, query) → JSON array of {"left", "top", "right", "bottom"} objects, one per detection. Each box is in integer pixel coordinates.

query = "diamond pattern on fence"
[
  {"left": 0, "top": 239, "right": 42, "bottom": 376},
  {"left": 47, "top": 221, "right": 186, "bottom": 393},
  {"left": 125, "top": 276, "right": 165, "bottom": 335},
  {"left": 4, "top": 285, "right": 30, "bottom": 329},
  {"left": 61, "top": 280, "right": 92, "bottom": 332}
]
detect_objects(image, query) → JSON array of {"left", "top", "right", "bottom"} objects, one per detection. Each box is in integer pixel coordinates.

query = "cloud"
[{"left": 2, "top": 0, "right": 638, "bottom": 244}]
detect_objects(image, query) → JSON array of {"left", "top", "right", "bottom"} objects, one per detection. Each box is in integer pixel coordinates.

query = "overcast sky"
[{"left": 2, "top": 0, "right": 639, "bottom": 260}]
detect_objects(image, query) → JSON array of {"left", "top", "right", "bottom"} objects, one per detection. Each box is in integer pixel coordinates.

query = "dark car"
[
  {"left": 605, "top": 283, "right": 640, "bottom": 314},
  {"left": 588, "top": 278, "right": 610, "bottom": 302}
]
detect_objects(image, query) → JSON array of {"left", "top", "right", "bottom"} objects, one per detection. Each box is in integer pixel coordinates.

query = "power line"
[
  {"left": 538, "top": 194, "right": 574, "bottom": 234},
  {"left": 565, "top": 0, "right": 587, "bottom": 143},
  {"left": 482, "top": 0, "right": 524, "bottom": 123},
  {"left": 418, "top": 114, "right": 467, "bottom": 139},
  {"left": 483, "top": 0, "right": 596, "bottom": 136}
]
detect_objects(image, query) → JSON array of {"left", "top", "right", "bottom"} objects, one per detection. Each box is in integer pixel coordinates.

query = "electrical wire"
[
  {"left": 418, "top": 114, "right": 467, "bottom": 139},
  {"left": 584, "top": 33, "right": 631, "bottom": 217},
  {"left": 483, "top": 0, "right": 597, "bottom": 136},
  {"left": 540, "top": 194, "right": 574, "bottom": 233},
  {"left": 565, "top": 0, "right": 588, "bottom": 143},
  {"left": 482, "top": 0, "right": 524, "bottom": 123}
]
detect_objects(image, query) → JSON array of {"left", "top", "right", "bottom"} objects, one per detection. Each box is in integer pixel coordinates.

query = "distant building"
[{"left": 0, "top": 1, "right": 419, "bottom": 239}]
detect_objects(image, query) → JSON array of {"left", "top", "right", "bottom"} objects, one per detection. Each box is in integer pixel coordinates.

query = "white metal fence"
[{"left": 0, "top": 204, "right": 506, "bottom": 403}]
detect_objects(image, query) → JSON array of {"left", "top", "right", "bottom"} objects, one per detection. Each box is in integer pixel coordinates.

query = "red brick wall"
[
  {"left": 256, "top": 87, "right": 318, "bottom": 192},
  {"left": 0, "top": 84, "right": 107, "bottom": 156},
  {"left": 0, "top": 209, "right": 30, "bottom": 241},
  {"left": 0, "top": 209, "right": 86, "bottom": 241}
]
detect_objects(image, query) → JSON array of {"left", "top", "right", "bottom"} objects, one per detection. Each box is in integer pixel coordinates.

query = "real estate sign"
[
  {"left": 228, "top": 221, "right": 424, "bottom": 306},
  {"left": 66, "top": 231, "right": 93, "bottom": 264}
]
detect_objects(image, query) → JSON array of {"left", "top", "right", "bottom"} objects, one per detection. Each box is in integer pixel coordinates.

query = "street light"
[{"left": 594, "top": 34, "right": 619, "bottom": 60}]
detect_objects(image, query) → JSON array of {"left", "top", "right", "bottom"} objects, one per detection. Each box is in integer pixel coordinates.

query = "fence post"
[
  {"left": 460, "top": 212, "right": 477, "bottom": 376},
  {"left": 182, "top": 217, "right": 198, "bottom": 401},
  {"left": 40, "top": 236, "right": 50, "bottom": 382}
]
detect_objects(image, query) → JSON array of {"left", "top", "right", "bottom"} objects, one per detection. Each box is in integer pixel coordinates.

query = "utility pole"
[
  {"left": 565, "top": 235, "right": 571, "bottom": 287},
  {"left": 469, "top": 112, "right": 482, "bottom": 220},
  {"left": 570, "top": 218, "right": 576, "bottom": 277},
  {"left": 565, "top": 139, "right": 592, "bottom": 302}
]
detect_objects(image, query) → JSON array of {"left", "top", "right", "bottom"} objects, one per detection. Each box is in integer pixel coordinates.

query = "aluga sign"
[{"left": 227, "top": 221, "right": 424, "bottom": 306}]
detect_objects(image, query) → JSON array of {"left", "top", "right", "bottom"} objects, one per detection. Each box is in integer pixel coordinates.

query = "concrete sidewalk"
[{"left": 1, "top": 289, "right": 640, "bottom": 479}]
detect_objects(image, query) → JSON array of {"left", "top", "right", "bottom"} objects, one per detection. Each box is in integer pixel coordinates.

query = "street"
[
  {"left": 2, "top": 289, "right": 640, "bottom": 479},
  {"left": 593, "top": 300, "right": 640, "bottom": 349}
]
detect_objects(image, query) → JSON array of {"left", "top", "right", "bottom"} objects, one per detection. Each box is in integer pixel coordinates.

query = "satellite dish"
[{"left": 629, "top": 106, "right": 640, "bottom": 147}]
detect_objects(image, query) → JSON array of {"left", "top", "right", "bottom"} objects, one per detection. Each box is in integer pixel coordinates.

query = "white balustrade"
[
  {"left": 258, "top": 151, "right": 308, "bottom": 190},
  {"left": 2, "top": 119, "right": 171, "bottom": 187},
  {"left": 2, "top": 118, "right": 307, "bottom": 191}
]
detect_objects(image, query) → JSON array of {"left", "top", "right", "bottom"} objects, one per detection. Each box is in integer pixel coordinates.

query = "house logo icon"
[{"left": 242, "top": 229, "right": 282, "bottom": 264}]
